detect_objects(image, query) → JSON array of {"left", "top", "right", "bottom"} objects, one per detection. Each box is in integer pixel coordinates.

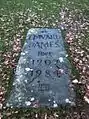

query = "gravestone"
[{"left": 6, "top": 28, "right": 75, "bottom": 108}]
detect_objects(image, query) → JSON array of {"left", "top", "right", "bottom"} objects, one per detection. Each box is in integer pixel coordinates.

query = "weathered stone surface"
[{"left": 6, "top": 28, "right": 75, "bottom": 108}]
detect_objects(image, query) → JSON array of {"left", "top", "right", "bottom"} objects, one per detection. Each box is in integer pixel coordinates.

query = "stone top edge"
[{"left": 27, "top": 28, "right": 61, "bottom": 37}]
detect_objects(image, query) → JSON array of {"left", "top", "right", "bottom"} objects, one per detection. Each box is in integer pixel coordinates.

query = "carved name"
[
  {"left": 28, "top": 40, "right": 60, "bottom": 49},
  {"left": 30, "top": 34, "right": 60, "bottom": 40}
]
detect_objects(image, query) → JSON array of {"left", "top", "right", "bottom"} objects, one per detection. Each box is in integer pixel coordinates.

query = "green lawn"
[{"left": 1, "top": 0, "right": 89, "bottom": 118}]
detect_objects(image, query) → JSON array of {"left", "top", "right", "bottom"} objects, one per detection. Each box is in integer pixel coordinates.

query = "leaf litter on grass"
[{"left": 59, "top": 7, "right": 89, "bottom": 106}]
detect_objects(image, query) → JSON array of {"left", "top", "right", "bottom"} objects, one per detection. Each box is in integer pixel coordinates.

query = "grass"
[{"left": 0, "top": 0, "right": 89, "bottom": 118}]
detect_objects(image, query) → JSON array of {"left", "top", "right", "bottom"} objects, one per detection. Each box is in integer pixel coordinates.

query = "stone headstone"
[{"left": 6, "top": 28, "right": 75, "bottom": 108}]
